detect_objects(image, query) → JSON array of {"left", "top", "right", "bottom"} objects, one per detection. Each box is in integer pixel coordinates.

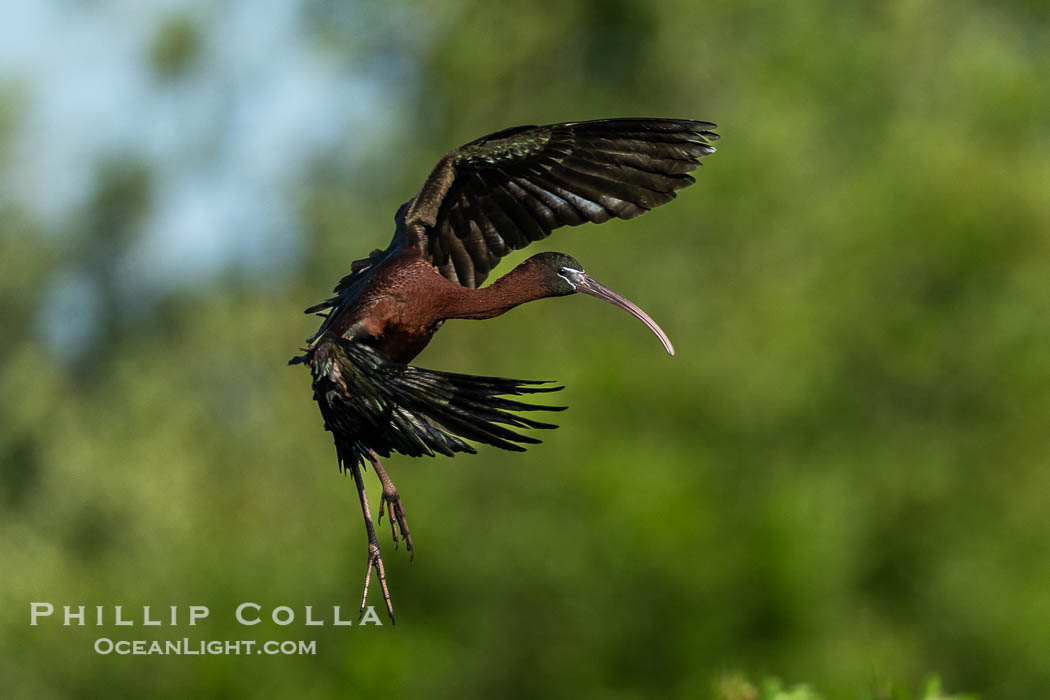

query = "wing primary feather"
[
  {"left": 513, "top": 177, "right": 588, "bottom": 226},
  {"left": 477, "top": 171, "right": 548, "bottom": 247},
  {"left": 523, "top": 166, "right": 614, "bottom": 223},
  {"left": 502, "top": 180, "right": 559, "bottom": 231},
  {"left": 560, "top": 154, "right": 691, "bottom": 193},
  {"left": 469, "top": 172, "right": 528, "bottom": 250}
]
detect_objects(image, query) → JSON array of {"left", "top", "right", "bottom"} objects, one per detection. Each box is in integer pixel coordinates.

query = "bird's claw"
[
  {"left": 378, "top": 486, "right": 414, "bottom": 559},
  {"left": 357, "top": 451, "right": 410, "bottom": 622},
  {"left": 361, "top": 540, "right": 395, "bottom": 624}
]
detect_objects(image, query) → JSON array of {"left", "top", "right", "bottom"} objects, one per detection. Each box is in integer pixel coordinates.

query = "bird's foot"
[
  {"left": 361, "top": 537, "right": 395, "bottom": 624},
  {"left": 370, "top": 451, "right": 414, "bottom": 559},
  {"left": 347, "top": 456, "right": 396, "bottom": 624},
  {"left": 377, "top": 484, "right": 414, "bottom": 558}
]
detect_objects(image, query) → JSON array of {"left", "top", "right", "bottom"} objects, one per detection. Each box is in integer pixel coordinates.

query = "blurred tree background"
[{"left": 2, "top": 0, "right": 1048, "bottom": 697}]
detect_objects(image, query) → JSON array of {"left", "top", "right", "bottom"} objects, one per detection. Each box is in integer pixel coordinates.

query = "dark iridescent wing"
[
  {"left": 311, "top": 339, "right": 565, "bottom": 467},
  {"left": 402, "top": 118, "right": 719, "bottom": 288}
]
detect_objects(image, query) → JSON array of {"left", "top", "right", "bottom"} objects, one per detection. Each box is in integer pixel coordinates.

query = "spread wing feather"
[
  {"left": 402, "top": 118, "right": 718, "bottom": 288},
  {"left": 310, "top": 339, "right": 565, "bottom": 468}
]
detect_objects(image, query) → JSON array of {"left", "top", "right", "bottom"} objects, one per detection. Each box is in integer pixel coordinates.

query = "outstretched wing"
[
  {"left": 402, "top": 118, "right": 719, "bottom": 288},
  {"left": 311, "top": 338, "right": 565, "bottom": 467}
]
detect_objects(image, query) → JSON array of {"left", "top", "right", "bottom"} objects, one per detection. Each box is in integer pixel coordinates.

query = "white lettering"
[
  {"left": 359, "top": 606, "right": 383, "bottom": 626},
  {"left": 235, "top": 602, "right": 261, "bottom": 626},
  {"left": 188, "top": 605, "right": 209, "bottom": 626},
  {"left": 333, "top": 606, "right": 352, "bottom": 626},
  {"left": 30, "top": 602, "right": 53, "bottom": 626},
  {"left": 64, "top": 605, "right": 85, "bottom": 626},
  {"left": 272, "top": 606, "right": 294, "bottom": 626},
  {"left": 114, "top": 606, "right": 132, "bottom": 626},
  {"left": 304, "top": 606, "right": 324, "bottom": 626}
]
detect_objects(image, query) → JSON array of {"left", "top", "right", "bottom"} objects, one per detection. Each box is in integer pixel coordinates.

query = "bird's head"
[{"left": 528, "top": 252, "right": 675, "bottom": 356}]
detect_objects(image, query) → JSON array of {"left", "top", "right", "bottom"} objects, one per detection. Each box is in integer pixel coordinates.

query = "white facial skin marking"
[{"left": 557, "top": 267, "right": 584, "bottom": 290}]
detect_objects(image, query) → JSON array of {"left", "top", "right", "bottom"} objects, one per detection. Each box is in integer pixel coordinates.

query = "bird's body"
[
  {"left": 294, "top": 118, "right": 718, "bottom": 621},
  {"left": 316, "top": 251, "right": 565, "bottom": 362},
  {"left": 319, "top": 252, "right": 452, "bottom": 362}
]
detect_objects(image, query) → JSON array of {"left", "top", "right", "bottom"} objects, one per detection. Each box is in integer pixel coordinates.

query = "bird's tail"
[{"left": 308, "top": 339, "right": 567, "bottom": 468}]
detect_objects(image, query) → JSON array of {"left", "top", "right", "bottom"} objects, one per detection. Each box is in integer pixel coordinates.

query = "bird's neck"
[{"left": 443, "top": 262, "right": 551, "bottom": 320}]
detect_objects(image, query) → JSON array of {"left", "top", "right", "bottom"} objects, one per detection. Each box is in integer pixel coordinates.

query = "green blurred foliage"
[
  {"left": 3, "top": 0, "right": 1049, "bottom": 698},
  {"left": 715, "top": 673, "right": 977, "bottom": 700}
]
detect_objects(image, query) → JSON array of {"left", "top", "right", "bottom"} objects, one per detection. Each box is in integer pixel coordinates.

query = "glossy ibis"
[{"left": 293, "top": 118, "right": 719, "bottom": 621}]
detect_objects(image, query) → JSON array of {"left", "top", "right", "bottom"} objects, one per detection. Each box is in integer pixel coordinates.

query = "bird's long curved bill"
[{"left": 575, "top": 275, "right": 675, "bottom": 356}]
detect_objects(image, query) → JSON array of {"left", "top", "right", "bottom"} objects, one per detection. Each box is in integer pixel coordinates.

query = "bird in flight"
[{"left": 292, "top": 118, "right": 718, "bottom": 622}]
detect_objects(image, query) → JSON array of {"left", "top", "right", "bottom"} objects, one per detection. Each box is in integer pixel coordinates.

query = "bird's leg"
[
  {"left": 347, "top": 458, "right": 395, "bottom": 624},
  {"left": 369, "top": 449, "right": 414, "bottom": 559}
]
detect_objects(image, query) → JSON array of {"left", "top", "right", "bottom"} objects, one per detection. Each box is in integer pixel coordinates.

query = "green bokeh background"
[{"left": 3, "top": 1, "right": 1048, "bottom": 697}]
